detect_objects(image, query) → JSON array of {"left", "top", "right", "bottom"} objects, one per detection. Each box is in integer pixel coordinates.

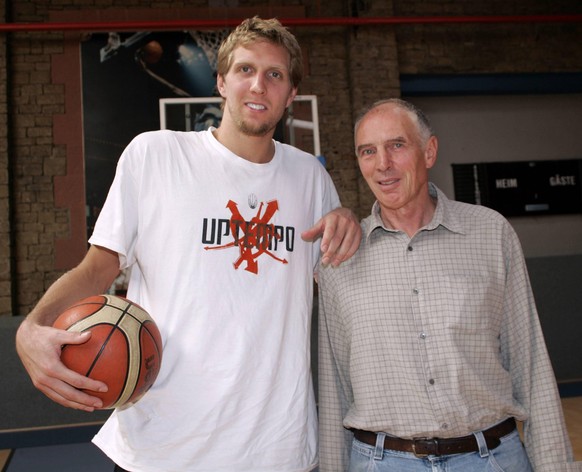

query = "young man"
[
  {"left": 317, "top": 98, "right": 576, "bottom": 472},
  {"left": 16, "top": 18, "right": 360, "bottom": 472}
]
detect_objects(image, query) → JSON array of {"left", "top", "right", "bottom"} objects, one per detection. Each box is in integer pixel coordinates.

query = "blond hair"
[{"left": 216, "top": 16, "right": 303, "bottom": 88}]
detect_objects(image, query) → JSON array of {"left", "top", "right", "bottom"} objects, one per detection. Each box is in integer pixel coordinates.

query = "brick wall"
[
  {"left": 1, "top": 0, "right": 581, "bottom": 316},
  {"left": 394, "top": 1, "right": 582, "bottom": 74},
  {"left": 0, "top": 5, "right": 10, "bottom": 316}
]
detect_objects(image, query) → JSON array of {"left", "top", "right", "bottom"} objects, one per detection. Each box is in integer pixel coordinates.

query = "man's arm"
[
  {"left": 500, "top": 224, "right": 575, "bottom": 470},
  {"left": 301, "top": 207, "right": 361, "bottom": 267},
  {"left": 15, "top": 245, "right": 121, "bottom": 411}
]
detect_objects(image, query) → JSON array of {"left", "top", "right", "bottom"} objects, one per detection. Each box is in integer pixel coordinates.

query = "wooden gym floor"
[
  {"left": 562, "top": 396, "right": 582, "bottom": 460},
  {"left": 0, "top": 396, "right": 580, "bottom": 470}
]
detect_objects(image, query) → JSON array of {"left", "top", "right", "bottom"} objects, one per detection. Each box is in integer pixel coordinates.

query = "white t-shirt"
[{"left": 90, "top": 129, "right": 340, "bottom": 472}]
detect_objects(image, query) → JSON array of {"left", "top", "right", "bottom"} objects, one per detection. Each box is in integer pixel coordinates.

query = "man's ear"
[
  {"left": 216, "top": 74, "right": 226, "bottom": 97},
  {"left": 285, "top": 86, "right": 298, "bottom": 108},
  {"left": 425, "top": 135, "right": 438, "bottom": 169}
]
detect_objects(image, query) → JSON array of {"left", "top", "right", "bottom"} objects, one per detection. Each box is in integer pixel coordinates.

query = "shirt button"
[
  {"left": 420, "top": 332, "right": 426, "bottom": 339},
  {"left": 413, "top": 288, "right": 419, "bottom": 295},
  {"left": 407, "top": 246, "right": 413, "bottom": 251},
  {"left": 429, "top": 379, "right": 435, "bottom": 385},
  {"left": 442, "top": 423, "right": 449, "bottom": 430}
]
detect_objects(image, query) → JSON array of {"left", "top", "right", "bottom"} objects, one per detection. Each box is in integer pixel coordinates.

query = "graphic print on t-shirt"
[{"left": 202, "top": 197, "right": 295, "bottom": 274}]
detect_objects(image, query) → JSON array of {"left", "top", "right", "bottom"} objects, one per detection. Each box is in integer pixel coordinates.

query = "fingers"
[
  {"left": 320, "top": 212, "right": 361, "bottom": 267},
  {"left": 324, "top": 224, "right": 362, "bottom": 267},
  {"left": 302, "top": 208, "right": 362, "bottom": 267},
  {"left": 33, "top": 369, "right": 105, "bottom": 412},
  {"left": 16, "top": 321, "right": 107, "bottom": 411},
  {"left": 300, "top": 219, "right": 325, "bottom": 243}
]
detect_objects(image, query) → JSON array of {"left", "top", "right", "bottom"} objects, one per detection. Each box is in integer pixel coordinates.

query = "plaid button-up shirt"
[{"left": 317, "top": 184, "right": 574, "bottom": 472}]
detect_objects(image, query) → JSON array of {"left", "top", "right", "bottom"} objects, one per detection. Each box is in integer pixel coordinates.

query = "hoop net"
[{"left": 189, "top": 29, "right": 231, "bottom": 72}]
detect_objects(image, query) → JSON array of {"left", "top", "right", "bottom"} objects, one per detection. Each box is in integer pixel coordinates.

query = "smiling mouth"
[
  {"left": 378, "top": 178, "right": 399, "bottom": 187},
  {"left": 247, "top": 102, "right": 266, "bottom": 110}
]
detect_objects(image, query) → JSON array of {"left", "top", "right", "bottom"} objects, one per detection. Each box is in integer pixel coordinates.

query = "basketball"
[
  {"left": 141, "top": 40, "right": 163, "bottom": 64},
  {"left": 53, "top": 294, "right": 163, "bottom": 409}
]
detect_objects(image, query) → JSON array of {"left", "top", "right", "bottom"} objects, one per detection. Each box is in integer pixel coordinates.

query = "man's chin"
[{"left": 239, "top": 121, "right": 275, "bottom": 137}]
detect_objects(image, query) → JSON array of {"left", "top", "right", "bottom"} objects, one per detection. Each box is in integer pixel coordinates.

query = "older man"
[{"left": 317, "top": 98, "right": 575, "bottom": 472}]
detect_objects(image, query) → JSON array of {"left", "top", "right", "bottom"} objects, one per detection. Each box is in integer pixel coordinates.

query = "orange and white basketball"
[{"left": 53, "top": 294, "right": 163, "bottom": 409}]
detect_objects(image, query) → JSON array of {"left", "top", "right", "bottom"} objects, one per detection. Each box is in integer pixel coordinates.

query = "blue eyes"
[
  {"left": 360, "top": 144, "right": 405, "bottom": 154},
  {"left": 237, "top": 66, "right": 284, "bottom": 80}
]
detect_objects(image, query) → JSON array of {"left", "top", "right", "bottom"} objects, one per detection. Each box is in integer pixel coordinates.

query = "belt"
[{"left": 352, "top": 418, "right": 516, "bottom": 458}]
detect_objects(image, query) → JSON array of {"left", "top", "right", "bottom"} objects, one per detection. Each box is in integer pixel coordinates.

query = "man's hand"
[
  {"left": 16, "top": 318, "right": 108, "bottom": 411},
  {"left": 301, "top": 207, "right": 361, "bottom": 267}
]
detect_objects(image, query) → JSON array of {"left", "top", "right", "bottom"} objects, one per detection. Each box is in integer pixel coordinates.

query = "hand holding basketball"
[{"left": 53, "top": 294, "right": 163, "bottom": 409}]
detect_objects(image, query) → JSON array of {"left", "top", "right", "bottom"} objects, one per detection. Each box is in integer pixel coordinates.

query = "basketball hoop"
[{"left": 188, "top": 29, "right": 231, "bottom": 72}]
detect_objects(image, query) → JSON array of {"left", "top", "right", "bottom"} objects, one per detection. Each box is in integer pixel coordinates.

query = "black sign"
[{"left": 452, "top": 159, "right": 582, "bottom": 217}]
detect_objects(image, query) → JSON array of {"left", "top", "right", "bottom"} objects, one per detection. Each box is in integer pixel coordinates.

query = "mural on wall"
[{"left": 81, "top": 30, "right": 228, "bottom": 235}]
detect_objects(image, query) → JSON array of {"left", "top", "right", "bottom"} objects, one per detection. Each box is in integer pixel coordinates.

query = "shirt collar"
[{"left": 365, "top": 183, "right": 466, "bottom": 239}]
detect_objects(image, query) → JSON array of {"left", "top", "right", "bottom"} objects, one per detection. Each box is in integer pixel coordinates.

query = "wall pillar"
[{"left": 346, "top": 0, "right": 402, "bottom": 217}]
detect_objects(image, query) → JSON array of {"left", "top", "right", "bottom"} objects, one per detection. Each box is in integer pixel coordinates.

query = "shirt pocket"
[{"left": 431, "top": 274, "right": 504, "bottom": 335}]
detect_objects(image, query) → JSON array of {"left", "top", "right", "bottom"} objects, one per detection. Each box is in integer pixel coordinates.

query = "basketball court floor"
[{"left": 0, "top": 442, "right": 114, "bottom": 471}]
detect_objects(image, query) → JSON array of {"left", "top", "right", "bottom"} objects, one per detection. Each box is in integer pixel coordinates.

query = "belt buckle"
[{"left": 411, "top": 438, "right": 438, "bottom": 458}]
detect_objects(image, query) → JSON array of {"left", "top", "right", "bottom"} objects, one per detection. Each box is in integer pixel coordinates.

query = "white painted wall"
[{"left": 408, "top": 94, "right": 582, "bottom": 258}]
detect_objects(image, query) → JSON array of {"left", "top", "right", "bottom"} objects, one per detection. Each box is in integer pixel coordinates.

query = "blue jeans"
[{"left": 348, "top": 429, "right": 533, "bottom": 472}]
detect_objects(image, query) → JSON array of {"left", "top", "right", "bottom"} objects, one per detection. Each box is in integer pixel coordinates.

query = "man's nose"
[
  {"left": 250, "top": 74, "right": 266, "bottom": 94},
  {"left": 377, "top": 150, "right": 392, "bottom": 171}
]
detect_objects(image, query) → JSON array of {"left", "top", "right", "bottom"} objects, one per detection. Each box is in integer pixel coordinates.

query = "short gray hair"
[{"left": 354, "top": 98, "right": 434, "bottom": 145}]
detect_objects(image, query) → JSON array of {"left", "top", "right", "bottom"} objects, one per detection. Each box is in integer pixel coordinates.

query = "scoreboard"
[{"left": 452, "top": 159, "right": 582, "bottom": 217}]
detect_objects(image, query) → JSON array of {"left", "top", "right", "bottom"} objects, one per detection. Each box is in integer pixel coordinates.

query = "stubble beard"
[{"left": 237, "top": 117, "right": 276, "bottom": 138}]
